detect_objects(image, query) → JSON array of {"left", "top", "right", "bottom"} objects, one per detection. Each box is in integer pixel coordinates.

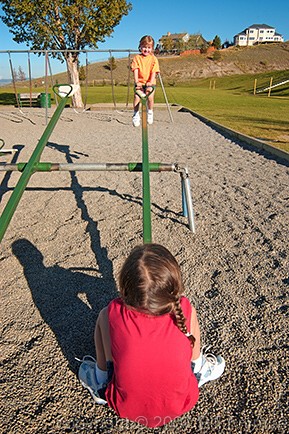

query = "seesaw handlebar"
[{"left": 135, "top": 85, "right": 155, "bottom": 99}]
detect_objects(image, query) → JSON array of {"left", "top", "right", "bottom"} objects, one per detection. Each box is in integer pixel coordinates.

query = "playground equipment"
[
  {"left": 2, "top": 49, "right": 174, "bottom": 123},
  {"left": 254, "top": 77, "right": 289, "bottom": 96},
  {"left": 0, "top": 85, "right": 195, "bottom": 244},
  {"left": 0, "top": 138, "right": 17, "bottom": 156},
  {"left": 136, "top": 87, "right": 153, "bottom": 243},
  {"left": 0, "top": 84, "right": 74, "bottom": 242}
]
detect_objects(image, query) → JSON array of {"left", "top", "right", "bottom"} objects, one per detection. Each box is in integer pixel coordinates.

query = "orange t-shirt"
[{"left": 131, "top": 54, "right": 160, "bottom": 85}]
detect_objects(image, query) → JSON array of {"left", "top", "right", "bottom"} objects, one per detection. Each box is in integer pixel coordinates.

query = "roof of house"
[
  {"left": 248, "top": 24, "right": 274, "bottom": 29},
  {"left": 159, "top": 32, "right": 188, "bottom": 40},
  {"left": 234, "top": 24, "right": 277, "bottom": 38},
  {"left": 188, "top": 34, "right": 208, "bottom": 45}
]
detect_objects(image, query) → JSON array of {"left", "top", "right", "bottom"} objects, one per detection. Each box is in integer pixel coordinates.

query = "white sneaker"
[
  {"left": 132, "top": 111, "right": 140, "bottom": 127},
  {"left": 76, "top": 355, "right": 107, "bottom": 405},
  {"left": 147, "top": 110, "right": 153, "bottom": 125},
  {"left": 193, "top": 346, "right": 225, "bottom": 387}
]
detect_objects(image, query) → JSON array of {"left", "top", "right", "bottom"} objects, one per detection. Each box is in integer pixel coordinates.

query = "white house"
[{"left": 234, "top": 24, "right": 284, "bottom": 46}]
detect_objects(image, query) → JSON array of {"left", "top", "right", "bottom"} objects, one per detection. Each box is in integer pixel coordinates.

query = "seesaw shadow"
[
  {"left": 0, "top": 145, "right": 24, "bottom": 202},
  {"left": 12, "top": 239, "right": 117, "bottom": 373},
  {"left": 12, "top": 141, "right": 119, "bottom": 372},
  {"left": 47, "top": 142, "right": 188, "bottom": 228}
]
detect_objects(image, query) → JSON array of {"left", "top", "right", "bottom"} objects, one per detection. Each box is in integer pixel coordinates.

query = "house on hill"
[
  {"left": 156, "top": 32, "right": 208, "bottom": 54},
  {"left": 159, "top": 32, "right": 190, "bottom": 45},
  {"left": 234, "top": 24, "right": 284, "bottom": 46}
]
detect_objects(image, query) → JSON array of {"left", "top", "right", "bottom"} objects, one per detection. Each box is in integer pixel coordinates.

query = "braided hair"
[{"left": 118, "top": 243, "right": 195, "bottom": 347}]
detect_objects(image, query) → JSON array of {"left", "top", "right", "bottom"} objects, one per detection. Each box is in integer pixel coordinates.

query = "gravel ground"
[{"left": 0, "top": 106, "right": 288, "bottom": 434}]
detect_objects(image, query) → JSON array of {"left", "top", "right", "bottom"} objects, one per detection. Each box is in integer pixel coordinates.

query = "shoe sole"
[
  {"left": 78, "top": 358, "right": 108, "bottom": 405},
  {"left": 80, "top": 380, "right": 107, "bottom": 405},
  {"left": 198, "top": 357, "right": 225, "bottom": 387}
]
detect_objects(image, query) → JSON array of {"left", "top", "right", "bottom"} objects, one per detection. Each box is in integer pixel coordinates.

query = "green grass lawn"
[
  {"left": 160, "top": 86, "right": 289, "bottom": 152},
  {"left": 1, "top": 70, "right": 288, "bottom": 152}
]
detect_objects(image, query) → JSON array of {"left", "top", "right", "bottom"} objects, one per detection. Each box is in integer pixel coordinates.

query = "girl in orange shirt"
[{"left": 131, "top": 35, "right": 160, "bottom": 127}]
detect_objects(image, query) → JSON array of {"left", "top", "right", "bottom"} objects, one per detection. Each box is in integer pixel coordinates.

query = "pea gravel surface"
[{"left": 0, "top": 106, "right": 288, "bottom": 433}]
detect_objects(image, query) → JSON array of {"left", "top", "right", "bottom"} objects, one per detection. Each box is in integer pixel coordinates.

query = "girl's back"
[{"left": 105, "top": 296, "right": 199, "bottom": 428}]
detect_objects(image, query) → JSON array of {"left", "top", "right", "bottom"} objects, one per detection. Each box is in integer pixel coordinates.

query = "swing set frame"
[{"left": 1, "top": 49, "right": 173, "bottom": 121}]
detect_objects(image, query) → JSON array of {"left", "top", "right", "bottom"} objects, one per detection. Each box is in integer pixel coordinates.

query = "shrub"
[{"left": 212, "top": 51, "right": 222, "bottom": 61}]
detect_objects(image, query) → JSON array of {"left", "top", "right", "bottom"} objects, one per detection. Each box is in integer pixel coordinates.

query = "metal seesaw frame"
[{"left": 0, "top": 85, "right": 195, "bottom": 243}]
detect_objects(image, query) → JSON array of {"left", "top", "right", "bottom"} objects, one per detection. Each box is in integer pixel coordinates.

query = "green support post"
[
  {"left": 0, "top": 85, "right": 72, "bottom": 243},
  {"left": 140, "top": 94, "right": 152, "bottom": 244}
]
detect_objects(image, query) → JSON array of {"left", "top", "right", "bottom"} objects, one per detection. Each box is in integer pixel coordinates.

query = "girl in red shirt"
[{"left": 79, "top": 244, "right": 225, "bottom": 428}]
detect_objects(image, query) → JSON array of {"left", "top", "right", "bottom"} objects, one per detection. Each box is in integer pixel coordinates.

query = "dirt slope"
[{"left": 64, "top": 42, "right": 289, "bottom": 84}]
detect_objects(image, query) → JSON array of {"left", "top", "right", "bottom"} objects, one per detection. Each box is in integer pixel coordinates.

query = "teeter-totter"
[
  {"left": 0, "top": 139, "right": 17, "bottom": 156},
  {"left": 0, "top": 84, "right": 195, "bottom": 244}
]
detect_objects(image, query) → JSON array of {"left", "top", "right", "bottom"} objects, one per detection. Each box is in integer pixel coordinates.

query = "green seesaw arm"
[
  {"left": 135, "top": 86, "right": 155, "bottom": 244},
  {"left": 0, "top": 84, "right": 73, "bottom": 243}
]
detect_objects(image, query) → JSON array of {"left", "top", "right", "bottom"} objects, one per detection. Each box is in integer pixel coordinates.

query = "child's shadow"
[
  {"left": 11, "top": 141, "right": 119, "bottom": 372},
  {"left": 12, "top": 238, "right": 118, "bottom": 373}
]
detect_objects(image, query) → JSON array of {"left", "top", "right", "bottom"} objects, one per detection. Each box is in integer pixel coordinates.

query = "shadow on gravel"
[
  {"left": 12, "top": 237, "right": 117, "bottom": 374},
  {"left": 48, "top": 141, "right": 190, "bottom": 230},
  {"left": 0, "top": 145, "right": 24, "bottom": 202},
  {"left": 10, "top": 142, "right": 120, "bottom": 372}
]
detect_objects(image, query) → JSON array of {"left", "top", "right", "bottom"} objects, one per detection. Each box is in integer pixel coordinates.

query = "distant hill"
[
  {"left": 157, "top": 42, "right": 289, "bottom": 83},
  {"left": 0, "top": 79, "right": 12, "bottom": 87},
  {"left": 15, "top": 42, "right": 289, "bottom": 88}
]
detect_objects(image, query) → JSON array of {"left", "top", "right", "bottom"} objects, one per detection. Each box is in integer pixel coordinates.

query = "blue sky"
[{"left": 0, "top": 0, "right": 288, "bottom": 79}]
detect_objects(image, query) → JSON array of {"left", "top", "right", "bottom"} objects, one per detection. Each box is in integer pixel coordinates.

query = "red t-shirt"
[{"left": 105, "top": 296, "right": 199, "bottom": 427}]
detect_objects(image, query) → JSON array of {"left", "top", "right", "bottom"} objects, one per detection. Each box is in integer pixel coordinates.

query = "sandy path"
[{"left": 0, "top": 107, "right": 288, "bottom": 433}]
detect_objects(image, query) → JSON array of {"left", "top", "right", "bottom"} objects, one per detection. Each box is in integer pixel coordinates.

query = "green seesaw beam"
[
  {"left": 0, "top": 84, "right": 72, "bottom": 243},
  {"left": 135, "top": 88, "right": 154, "bottom": 244},
  {"left": 0, "top": 162, "right": 195, "bottom": 233},
  {"left": 0, "top": 161, "right": 195, "bottom": 233}
]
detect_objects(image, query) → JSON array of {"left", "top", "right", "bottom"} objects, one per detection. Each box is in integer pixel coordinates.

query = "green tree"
[
  {"left": 175, "top": 39, "right": 184, "bottom": 54},
  {"left": 212, "top": 35, "right": 222, "bottom": 49},
  {"left": 161, "top": 36, "right": 174, "bottom": 53},
  {"left": 0, "top": 0, "right": 132, "bottom": 107},
  {"left": 212, "top": 50, "right": 222, "bottom": 61},
  {"left": 107, "top": 56, "right": 117, "bottom": 71}
]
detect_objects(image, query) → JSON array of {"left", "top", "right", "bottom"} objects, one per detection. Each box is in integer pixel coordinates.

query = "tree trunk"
[{"left": 65, "top": 53, "right": 84, "bottom": 108}]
